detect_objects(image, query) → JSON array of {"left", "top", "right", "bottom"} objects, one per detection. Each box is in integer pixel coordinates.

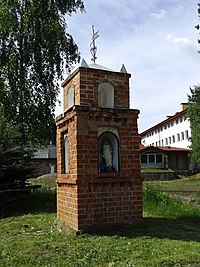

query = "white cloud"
[
  {"left": 167, "top": 35, "right": 191, "bottom": 45},
  {"left": 150, "top": 9, "right": 167, "bottom": 19},
  {"left": 166, "top": 34, "right": 199, "bottom": 59},
  {"left": 57, "top": 0, "right": 200, "bottom": 132}
]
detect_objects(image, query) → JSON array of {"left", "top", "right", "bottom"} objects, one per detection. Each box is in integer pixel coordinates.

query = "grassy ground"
[
  {"left": 141, "top": 168, "right": 173, "bottom": 173},
  {"left": 144, "top": 173, "right": 200, "bottom": 191},
  {"left": 28, "top": 174, "right": 56, "bottom": 189},
  {"left": 144, "top": 173, "right": 200, "bottom": 208},
  {"left": 0, "top": 174, "right": 200, "bottom": 267}
]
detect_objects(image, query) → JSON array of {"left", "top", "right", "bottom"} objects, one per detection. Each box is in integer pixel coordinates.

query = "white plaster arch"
[
  {"left": 67, "top": 87, "right": 74, "bottom": 109},
  {"left": 98, "top": 83, "right": 114, "bottom": 108}
]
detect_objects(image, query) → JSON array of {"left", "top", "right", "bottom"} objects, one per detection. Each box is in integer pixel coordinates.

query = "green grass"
[
  {"left": 141, "top": 168, "right": 173, "bottom": 173},
  {"left": 1, "top": 175, "right": 200, "bottom": 267},
  {"left": 144, "top": 173, "right": 200, "bottom": 191},
  {"left": 143, "top": 183, "right": 200, "bottom": 219},
  {"left": 28, "top": 174, "right": 56, "bottom": 189},
  {"left": 144, "top": 174, "right": 200, "bottom": 209}
]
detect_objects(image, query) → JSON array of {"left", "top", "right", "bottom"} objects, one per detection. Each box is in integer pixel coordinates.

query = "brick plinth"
[
  {"left": 56, "top": 66, "right": 143, "bottom": 231},
  {"left": 57, "top": 176, "right": 142, "bottom": 231}
]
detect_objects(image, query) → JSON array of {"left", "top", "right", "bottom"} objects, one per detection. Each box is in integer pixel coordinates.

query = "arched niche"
[
  {"left": 98, "top": 132, "right": 119, "bottom": 172},
  {"left": 67, "top": 87, "right": 74, "bottom": 110},
  {"left": 98, "top": 83, "right": 114, "bottom": 108}
]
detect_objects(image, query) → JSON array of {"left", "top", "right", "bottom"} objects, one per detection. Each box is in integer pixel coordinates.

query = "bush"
[
  {"left": 143, "top": 184, "right": 200, "bottom": 219},
  {"left": 0, "top": 147, "right": 34, "bottom": 190}
]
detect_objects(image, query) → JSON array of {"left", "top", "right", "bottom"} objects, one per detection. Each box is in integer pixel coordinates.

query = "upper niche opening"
[
  {"left": 67, "top": 87, "right": 74, "bottom": 109},
  {"left": 98, "top": 83, "right": 114, "bottom": 108}
]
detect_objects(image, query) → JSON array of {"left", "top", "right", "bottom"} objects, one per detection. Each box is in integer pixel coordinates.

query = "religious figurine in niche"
[{"left": 99, "top": 138, "right": 115, "bottom": 172}]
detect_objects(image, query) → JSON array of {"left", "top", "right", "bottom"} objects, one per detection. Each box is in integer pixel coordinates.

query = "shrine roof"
[{"left": 88, "top": 63, "right": 113, "bottom": 71}]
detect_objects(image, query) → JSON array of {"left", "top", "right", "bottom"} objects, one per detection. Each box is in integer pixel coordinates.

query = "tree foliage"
[
  {"left": 187, "top": 85, "right": 200, "bottom": 163},
  {"left": 187, "top": 4, "right": 200, "bottom": 163},
  {"left": 0, "top": 0, "right": 84, "bottom": 146},
  {"left": 196, "top": 3, "right": 200, "bottom": 51},
  {"left": 0, "top": 104, "right": 33, "bottom": 189}
]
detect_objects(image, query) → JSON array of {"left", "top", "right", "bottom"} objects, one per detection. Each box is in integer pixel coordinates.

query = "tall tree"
[
  {"left": 0, "top": 0, "right": 84, "bottom": 146},
  {"left": 187, "top": 4, "right": 200, "bottom": 163},
  {"left": 195, "top": 3, "right": 200, "bottom": 51},
  {"left": 188, "top": 85, "right": 200, "bottom": 163}
]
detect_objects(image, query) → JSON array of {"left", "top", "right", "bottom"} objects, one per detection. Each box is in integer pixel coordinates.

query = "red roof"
[{"left": 140, "top": 144, "right": 190, "bottom": 153}]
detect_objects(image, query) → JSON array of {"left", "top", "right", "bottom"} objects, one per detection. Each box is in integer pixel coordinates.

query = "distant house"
[
  {"left": 140, "top": 103, "right": 191, "bottom": 149},
  {"left": 140, "top": 144, "right": 190, "bottom": 172},
  {"left": 30, "top": 144, "right": 56, "bottom": 177},
  {"left": 140, "top": 103, "right": 192, "bottom": 173}
]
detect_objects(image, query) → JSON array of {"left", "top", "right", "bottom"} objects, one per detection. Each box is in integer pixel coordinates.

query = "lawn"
[
  {"left": 0, "top": 174, "right": 200, "bottom": 267},
  {"left": 143, "top": 173, "right": 200, "bottom": 209}
]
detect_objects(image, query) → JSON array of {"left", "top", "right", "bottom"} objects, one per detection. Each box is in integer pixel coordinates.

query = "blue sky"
[{"left": 56, "top": 0, "right": 200, "bottom": 132}]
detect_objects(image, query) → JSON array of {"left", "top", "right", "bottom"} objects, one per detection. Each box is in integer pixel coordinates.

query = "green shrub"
[{"left": 143, "top": 184, "right": 200, "bottom": 219}]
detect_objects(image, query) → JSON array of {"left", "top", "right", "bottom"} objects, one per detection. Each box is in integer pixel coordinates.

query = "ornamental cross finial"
[{"left": 90, "top": 25, "right": 100, "bottom": 63}]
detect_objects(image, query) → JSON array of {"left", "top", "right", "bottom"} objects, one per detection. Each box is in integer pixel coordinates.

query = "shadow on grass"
[
  {"left": 82, "top": 216, "right": 200, "bottom": 243},
  {"left": 1, "top": 190, "right": 200, "bottom": 243},
  {"left": 0, "top": 189, "right": 56, "bottom": 218}
]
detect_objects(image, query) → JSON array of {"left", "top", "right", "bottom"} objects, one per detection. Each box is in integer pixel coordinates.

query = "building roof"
[
  {"left": 80, "top": 58, "right": 127, "bottom": 73},
  {"left": 32, "top": 145, "right": 56, "bottom": 159},
  {"left": 88, "top": 63, "right": 114, "bottom": 71},
  {"left": 61, "top": 59, "right": 130, "bottom": 87},
  {"left": 140, "top": 144, "right": 190, "bottom": 153},
  {"left": 140, "top": 108, "right": 188, "bottom": 136}
]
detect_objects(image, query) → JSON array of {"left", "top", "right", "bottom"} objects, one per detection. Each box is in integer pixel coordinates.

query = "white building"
[{"left": 140, "top": 103, "right": 191, "bottom": 149}]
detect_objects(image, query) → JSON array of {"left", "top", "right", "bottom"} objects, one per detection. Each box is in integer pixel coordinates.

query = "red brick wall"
[
  {"left": 57, "top": 67, "right": 142, "bottom": 231},
  {"left": 62, "top": 67, "right": 131, "bottom": 112}
]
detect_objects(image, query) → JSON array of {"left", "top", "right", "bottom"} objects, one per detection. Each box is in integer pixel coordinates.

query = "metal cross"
[{"left": 90, "top": 25, "right": 100, "bottom": 63}]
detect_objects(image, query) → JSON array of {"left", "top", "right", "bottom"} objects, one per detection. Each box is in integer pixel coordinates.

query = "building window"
[
  {"left": 156, "top": 154, "right": 163, "bottom": 163},
  {"left": 165, "top": 138, "right": 168, "bottom": 146},
  {"left": 149, "top": 154, "right": 155, "bottom": 163},
  {"left": 181, "top": 132, "right": 184, "bottom": 140},
  {"left": 141, "top": 153, "right": 164, "bottom": 164},
  {"left": 172, "top": 135, "right": 175, "bottom": 143},
  {"left": 169, "top": 137, "right": 171, "bottom": 145},
  {"left": 98, "top": 132, "right": 119, "bottom": 172},
  {"left": 141, "top": 155, "right": 147, "bottom": 163},
  {"left": 161, "top": 140, "right": 164, "bottom": 146},
  {"left": 98, "top": 83, "right": 114, "bottom": 108},
  {"left": 177, "top": 133, "right": 180, "bottom": 142},
  {"left": 185, "top": 130, "right": 189, "bottom": 139}
]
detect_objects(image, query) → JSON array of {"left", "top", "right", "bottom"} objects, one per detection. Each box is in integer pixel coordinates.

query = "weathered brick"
[{"left": 57, "top": 65, "right": 143, "bottom": 231}]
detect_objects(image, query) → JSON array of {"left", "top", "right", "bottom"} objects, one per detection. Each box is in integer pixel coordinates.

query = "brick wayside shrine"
[{"left": 56, "top": 59, "right": 143, "bottom": 232}]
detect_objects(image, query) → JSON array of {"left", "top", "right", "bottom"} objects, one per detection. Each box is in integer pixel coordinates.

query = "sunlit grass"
[
  {"left": 1, "top": 174, "right": 200, "bottom": 266},
  {"left": 28, "top": 174, "right": 56, "bottom": 190}
]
